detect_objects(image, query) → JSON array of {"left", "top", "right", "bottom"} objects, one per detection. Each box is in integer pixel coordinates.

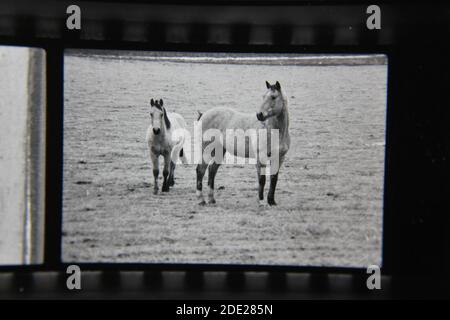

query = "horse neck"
[{"left": 268, "top": 105, "right": 289, "bottom": 140}]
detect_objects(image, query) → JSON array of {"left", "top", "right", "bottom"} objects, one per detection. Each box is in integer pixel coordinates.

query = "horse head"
[
  {"left": 150, "top": 98, "right": 171, "bottom": 135},
  {"left": 257, "top": 81, "right": 285, "bottom": 122}
]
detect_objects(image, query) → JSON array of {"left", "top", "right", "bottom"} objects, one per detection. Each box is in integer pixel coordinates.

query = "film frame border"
[{"left": 0, "top": 0, "right": 448, "bottom": 299}]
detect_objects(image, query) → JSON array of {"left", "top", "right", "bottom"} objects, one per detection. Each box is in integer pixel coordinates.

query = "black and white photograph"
[
  {"left": 62, "top": 50, "right": 387, "bottom": 267},
  {"left": 0, "top": 45, "right": 46, "bottom": 265}
]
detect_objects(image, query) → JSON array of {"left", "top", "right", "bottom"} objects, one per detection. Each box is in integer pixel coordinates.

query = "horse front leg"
[
  {"left": 168, "top": 161, "right": 176, "bottom": 186},
  {"left": 266, "top": 148, "right": 284, "bottom": 205},
  {"left": 161, "top": 153, "right": 170, "bottom": 192},
  {"left": 256, "top": 163, "right": 266, "bottom": 203},
  {"left": 267, "top": 172, "right": 278, "bottom": 206},
  {"left": 151, "top": 152, "right": 160, "bottom": 195}
]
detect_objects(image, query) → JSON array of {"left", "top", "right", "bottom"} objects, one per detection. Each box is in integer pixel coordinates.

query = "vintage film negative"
[
  {"left": 61, "top": 49, "right": 387, "bottom": 267},
  {"left": 0, "top": 0, "right": 449, "bottom": 300}
]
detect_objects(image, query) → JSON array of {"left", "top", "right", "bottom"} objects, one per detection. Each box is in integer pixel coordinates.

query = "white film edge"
[{"left": 0, "top": 46, "right": 46, "bottom": 265}]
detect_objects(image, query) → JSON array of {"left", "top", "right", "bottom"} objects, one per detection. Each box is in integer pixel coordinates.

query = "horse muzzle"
[
  {"left": 256, "top": 112, "right": 266, "bottom": 121},
  {"left": 153, "top": 128, "right": 161, "bottom": 135}
]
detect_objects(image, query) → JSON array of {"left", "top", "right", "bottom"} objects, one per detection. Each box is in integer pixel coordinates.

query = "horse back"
[
  {"left": 167, "top": 112, "right": 187, "bottom": 130},
  {"left": 199, "top": 107, "right": 259, "bottom": 132}
]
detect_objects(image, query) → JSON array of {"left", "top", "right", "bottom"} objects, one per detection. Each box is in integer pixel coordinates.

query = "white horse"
[
  {"left": 146, "top": 98, "right": 187, "bottom": 194},
  {"left": 196, "top": 81, "right": 290, "bottom": 205}
]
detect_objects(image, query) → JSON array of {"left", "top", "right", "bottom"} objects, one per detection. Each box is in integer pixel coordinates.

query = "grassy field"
[{"left": 63, "top": 53, "right": 386, "bottom": 267}]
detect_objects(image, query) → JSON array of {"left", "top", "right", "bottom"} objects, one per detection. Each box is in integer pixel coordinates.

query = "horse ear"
[
  {"left": 266, "top": 81, "right": 271, "bottom": 89},
  {"left": 150, "top": 99, "right": 154, "bottom": 106},
  {"left": 159, "top": 99, "right": 163, "bottom": 107},
  {"left": 275, "top": 81, "right": 281, "bottom": 91}
]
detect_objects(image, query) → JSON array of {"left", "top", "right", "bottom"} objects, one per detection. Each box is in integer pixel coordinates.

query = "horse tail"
[
  {"left": 170, "top": 131, "right": 186, "bottom": 164},
  {"left": 197, "top": 110, "right": 203, "bottom": 121}
]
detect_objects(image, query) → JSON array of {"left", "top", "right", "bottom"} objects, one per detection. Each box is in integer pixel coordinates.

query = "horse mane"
[
  {"left": 152, "top": 98, "right": 171, "bottom": 130},
  {"left": 279, "top": 87, "right": 288, "bottom": 109},
  {"left": 278, "top": 88, "right": 290, "bottom": 130},
  {"left": 162, "top": 107, "right": 171, "bottom": 129}
]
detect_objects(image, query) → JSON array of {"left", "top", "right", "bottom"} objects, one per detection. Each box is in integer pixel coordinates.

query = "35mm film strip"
[{"left": 0, "top": 1, "right": 449, "bottom": 300}]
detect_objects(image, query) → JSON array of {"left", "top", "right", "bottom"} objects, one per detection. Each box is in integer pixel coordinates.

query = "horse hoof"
[
  {"left": 268, "top": 199, "right": 277, "bottom": 206},
  {"left": 209, "top": 199, "right": 216, "bottom": 204},
  {"left": 162, "top": 186, "right": 169, "bottom": 192},
  {"left": 169, "top": 181, "right": 175, "bottom": 187},
  {"left": 198, "top": 200, "right": 206, "bottom": 206},
  {"left": 153, "top": 189, "right": 158, "bottom": 195}
]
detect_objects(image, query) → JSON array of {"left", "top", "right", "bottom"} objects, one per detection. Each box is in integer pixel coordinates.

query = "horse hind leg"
[
  {"left": 207, "top": 162, "right": 221, "bottom": 204},
  {"left": 180, "top": 148, "right": 188, "bottom": 165},
  {"left": 196, "top": 163, "right": 208, "bottom": 205}
]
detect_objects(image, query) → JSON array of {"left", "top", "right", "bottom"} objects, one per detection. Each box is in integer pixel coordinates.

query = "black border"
[
  {"left": 0, "top": 43, "right": 391, "bottom": 275},
  {"left": 0, "top": 1, "right": 449, "bottom": 289}
]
